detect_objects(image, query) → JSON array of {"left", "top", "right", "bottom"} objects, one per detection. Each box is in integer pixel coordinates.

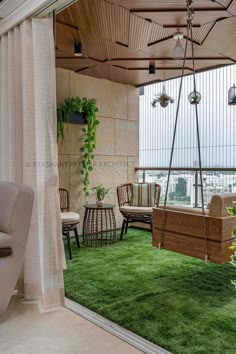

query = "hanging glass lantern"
[
  {"left": 228, "top": 84, "right": 236, "bottom": 105},
  {"left": 188, "top": 91, "right": 201, "bottom": 105},
  {"left": 151, "top": 85, "right": 175, "bottom": 108}
]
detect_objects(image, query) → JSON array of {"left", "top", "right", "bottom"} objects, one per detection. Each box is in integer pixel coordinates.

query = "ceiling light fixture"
[
  {"left": 172, "top": 33, "right": 184, "bottom": 60},
  {"left": 74, "top": 42, "right": 82, "bottom": 57},
  {"left": 149, "top": 62, "right": 156, "bottom": 74}
]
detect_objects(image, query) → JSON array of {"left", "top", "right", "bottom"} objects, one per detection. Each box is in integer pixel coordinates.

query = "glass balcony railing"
[{"left": 136, "top": 167, "right": 236, "bottom": 208}]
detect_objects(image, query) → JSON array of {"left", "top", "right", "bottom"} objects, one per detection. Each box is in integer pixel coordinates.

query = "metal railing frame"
[{"left": 135, "top": 167, "right": 236, "bottom": 208}]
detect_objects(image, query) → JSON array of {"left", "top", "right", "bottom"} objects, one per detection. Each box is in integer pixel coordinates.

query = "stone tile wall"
[{"left": 57, "top": 68, "right": 139, "bottom": 232}]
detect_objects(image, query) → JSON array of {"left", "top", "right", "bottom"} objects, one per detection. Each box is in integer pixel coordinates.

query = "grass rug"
[{"left": 64, "top": 228, "right": 236, "bottom": 354}]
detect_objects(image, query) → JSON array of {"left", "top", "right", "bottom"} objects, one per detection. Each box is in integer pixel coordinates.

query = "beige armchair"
[
  {"left": 153, "top": 193, "right": 236, "bottom": 264},
  {"left": 117, "top": 182, "right": 161, "bottom": 239},
  {"left": 59, "top": 188, "right": 80, "bottom": 260},
  {"left": 0, "top": 182, "right": 34, "bottom": 314}
]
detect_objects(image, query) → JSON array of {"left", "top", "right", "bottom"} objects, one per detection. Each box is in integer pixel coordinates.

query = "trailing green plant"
[
  {"left": 227, "top": 202, "right": 236, "bottom": 288},
  {"left": 79, "top": 99, "right": 99, "bottom": 199},
  {"left": 57, "top": 96, "right": 98, "bottom": 142},
  {"left": 91, "top": 185, "right": 111, "bottom": 201},
  {"left": 57, "top": 96, "right": 99, "bottom": 200}
]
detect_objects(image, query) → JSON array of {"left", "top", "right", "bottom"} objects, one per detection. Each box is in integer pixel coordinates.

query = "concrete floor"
[{"left": 0, "top": 296, "right": 144, "bottom": 354}]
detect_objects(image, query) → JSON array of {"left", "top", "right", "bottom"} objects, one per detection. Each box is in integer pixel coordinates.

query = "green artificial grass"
[{"left": 64, "top": 229, "right": 236, "bottom": 354}]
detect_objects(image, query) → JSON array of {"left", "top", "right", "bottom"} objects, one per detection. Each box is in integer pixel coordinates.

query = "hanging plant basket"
[
  {"left": 57, "top": 96, "right": 98, "bottom": 141},
  {"left": 57, "top": 96, "right": 99, "bottom": 200},
  {"left": 67, "top": 111, "right": 87, "bottom": 125},
  {"left": 188, "top": 91, "right": 201, "bottom": 105},
  {"left": 228, "top": 84, "right": 236, "bottom": 106},
  {"left": 151, "top": 85, "right": 175, "bottom": 108}
]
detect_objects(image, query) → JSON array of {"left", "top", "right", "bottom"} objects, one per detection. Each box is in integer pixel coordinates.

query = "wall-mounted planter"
[{"left": 67, "top": 112, "right": 87, "bottom": 125}]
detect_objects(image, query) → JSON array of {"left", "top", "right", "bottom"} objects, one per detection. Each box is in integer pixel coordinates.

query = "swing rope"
[{"left": 159, "top": 0, "right": 208, "bottom": 262}]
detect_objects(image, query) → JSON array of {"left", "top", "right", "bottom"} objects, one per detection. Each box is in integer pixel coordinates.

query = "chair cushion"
[
  {"left": 132, "top": 183, "right": 156, "bottom": 207},
  {"left": 0, "top": 183, "right": 20, "bottom": 233},
  {"left": 120, "top": 206, "right": 153, "bottom": 215},
  {"left": 0, "top": 232, "right": 12, "bottom": 244},
  {"left": 61, "top": 212, "right": 80, "bottom": 223}
]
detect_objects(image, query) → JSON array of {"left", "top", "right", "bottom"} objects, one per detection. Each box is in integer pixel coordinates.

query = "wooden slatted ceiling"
[
  {"left": 203, "top": 17, "right": 236, "bottom": 60},
  {"left": 228, "top": 0, "right": 236, "bottom": 14},
  {"left": 216, "top": 0, "right": 233, "bottom": 7},
  {"left": 107, "top": 0, "right": 227, "bottom": 9},
  {"left": 56, "top": 0, "right": 236, "bottom": 87},
  {"left": 133, "top": 10, "right": 230, "bottom": 27}
]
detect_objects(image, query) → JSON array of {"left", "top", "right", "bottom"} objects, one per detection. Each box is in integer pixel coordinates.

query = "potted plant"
[
  {"left": 228, "top": 84, "right": 236, "bottom": 105},
  {"left": 57, "top": 96, "right": 98, "bottom": 142},
  {"left": 57, "top": 96, "right": 99, "bottom": 200},
  {"left": 188, "top": 91, "right": 201, "bottom": 105},
  {"left": 151, "top": 85, "right": 174, "bottom": 108},
  {"left": 229, "top": 96, "right": 236, "bottom": 105},
  {"left": 227, "top": 202, "right": 236, "bottom": 288},
  {"left": 91, "top": 185, "right": 111, "bottom": 207}
]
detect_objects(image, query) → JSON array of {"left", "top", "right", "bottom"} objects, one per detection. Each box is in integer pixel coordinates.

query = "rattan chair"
[
  {"left": 117, "top": 182, "right": 161, "bottom": 240},
  {"left": 59, "top": 188, "right": 80, "bottom": 260}
]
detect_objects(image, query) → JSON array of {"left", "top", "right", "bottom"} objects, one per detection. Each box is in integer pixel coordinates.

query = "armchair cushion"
[
  {"left": 132, "top": 183, "right": 156, "bottom": 207},
  {"left": 120, "top": 206, "right": 153, "bottom": 215},
  {"left": 0, "top": 232, "right": 12, "bottom": 243},
  {"left": 0, "top": 183, "right": 20, "bottom": 234}
]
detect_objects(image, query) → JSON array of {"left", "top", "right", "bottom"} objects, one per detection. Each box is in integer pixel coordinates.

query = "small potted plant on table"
[{"left": 91, "top": 185, "right": 111, "bottom": 207}]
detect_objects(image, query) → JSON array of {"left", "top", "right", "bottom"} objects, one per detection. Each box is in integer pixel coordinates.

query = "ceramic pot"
[{"left": 96, "top": 199, "right": 104, "bottom": 207}]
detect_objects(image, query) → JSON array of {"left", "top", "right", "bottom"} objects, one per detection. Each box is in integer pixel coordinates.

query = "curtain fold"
[{"left": 0, "top": 18, "right": 65, "bottom": 308}]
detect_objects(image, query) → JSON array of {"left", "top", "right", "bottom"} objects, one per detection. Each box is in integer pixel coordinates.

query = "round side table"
[{"left": 82, "top": 204, "right": 116, "bottom": 247}]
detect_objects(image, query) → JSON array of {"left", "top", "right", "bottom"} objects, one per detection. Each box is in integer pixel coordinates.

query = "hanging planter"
[
  {"left": 151, "top": 85, "right": 174, "bottom": 108},
  {"left": 67, "top": 112, "right": 87, "bottom": 124},
  {"left": 228, "top": 84, "right": 236, "bottom": 105},
  {"left": 57, "top": 96, "right": 99, "bottom": 200},
  {"left": 57, "top": 96, "right": 98, "bottom": 141},
  {"left": 188, "top": 91, "right": 201, "bottom": 105}
]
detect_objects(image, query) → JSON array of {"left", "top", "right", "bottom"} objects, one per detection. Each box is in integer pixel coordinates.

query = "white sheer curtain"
[{"left": 0, "top": 18, "right": 65, "bottom": 308}]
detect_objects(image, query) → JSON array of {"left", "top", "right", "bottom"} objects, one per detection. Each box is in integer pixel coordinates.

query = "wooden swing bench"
[{"left": 152, "top": 193, "right": 236, "bottom": 264}]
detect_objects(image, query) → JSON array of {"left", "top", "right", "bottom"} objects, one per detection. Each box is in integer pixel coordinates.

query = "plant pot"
[
  {"left": 96, "top": 199, "right": 104, "bottom": 207},
  {"left": 67, "top": 112, "right": 87, "bottom": 125},
  {"left": 160, "top": 101, "right": 169, "bottom": 108}
]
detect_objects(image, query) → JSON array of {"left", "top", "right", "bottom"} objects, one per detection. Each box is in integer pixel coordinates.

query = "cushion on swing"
[
  {"left": 132, "top": 183, "right": 156, "bottom": 207},
  {"left": 209, "top": 193, "right": 236, "bottom": 217},
  {"left": 159, "top": 205, "right": 209, "bottom": 215}
]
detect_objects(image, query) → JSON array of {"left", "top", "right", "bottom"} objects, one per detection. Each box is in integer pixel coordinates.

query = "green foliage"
[
  {"left": 64, "top": 229, "right": 236, "bottom": 354},
  {"left": 227, "top": 202, "right": 236, "bottom": 287},
  {"left": 175, "top": 177, "right": 187, "bottom": 197},
  {"left": 80, "top": 100, "right": 99, "bottom": 199},
  {"left": 57, "top": 96, "right": 98, "bottom": 142},
  {"left": 57, "top": 96, "right": 99, "bottom": 199},
  {"left": 231, "top": 96, "right": 236, "bottom": 103},
  {"left": 91, "top": 185, "right": 110, "bottom": 201}
]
